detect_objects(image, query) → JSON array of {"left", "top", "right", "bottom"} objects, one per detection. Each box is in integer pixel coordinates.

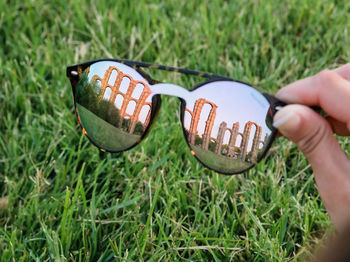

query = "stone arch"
[
  {"left": 220, "top": 129, "right": 232, "bottom": 155},
  {"left": 114, "top": 94, "right": 124, "bottom": 109},
  {"left": 248, "top": 123, "right": 258, "bottom": 152},
  {"left": 91, "top": 66, "right": 153, "bottom": 134},
  {"left": 108, "top": 69, "right": 118, "bottom": 86},
  {"left": 186, "top": 98, "right": 217, "bottom": 150},
  {"left": 240, "top": 121, "right": 262, "bottom": 162},
  {"left": 139, "top": 104, "right": 152, "bottom": 129},
  {"left": 198, "top": 103, "right": 211, "bottom": 131},
  {"left": 132, "top": 83, "right": 145, "bottom": 99},
  {"left": 91, "top": 66, "right": 119, "bottom": 99},
  {"left": 126, "top": 100, "right": 137, "bottom": 116},
  {"left": 258, "top": 133, "right": 270, "bottom": 149},
  {"left": 119, "top": 76, "right": 131, "bottom": 94},
  {"left": 184, "top": 110, "right": 192, "bottom": 128},
  {"left": 236, "top": 133, "right": 243, "bottom": 147},
  {"left": 223, "top": 129, "right": 232, "bottom": 145},
  {"left": 102, "top": 87, "right": 112, "bottom": 100},
  {"left": 95, "top": 79, "right": 101, "bottom": 89}
]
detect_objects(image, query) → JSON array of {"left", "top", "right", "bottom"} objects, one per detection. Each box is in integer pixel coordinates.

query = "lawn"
[
  {"left": 77, "top": 104, "right": 140, "bottom": 151},
  {"left": 190, "top": 145, "right": 252, "bottom": 174},
  {"left": 0, "top": 0, "right": 349, "bottom": 261}
]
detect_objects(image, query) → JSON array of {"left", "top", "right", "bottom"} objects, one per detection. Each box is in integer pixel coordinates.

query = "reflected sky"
[{"left": 182, "top": 81, "right": 271, "bottom": 148}]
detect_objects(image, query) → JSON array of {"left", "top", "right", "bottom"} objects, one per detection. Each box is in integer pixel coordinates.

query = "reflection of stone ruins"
[
  {"left": 186, "top": 99, "right": 269, "bottom": 163},
  {"left": 90, "top": 66, "right": 152, "bottom": 134},
  {"left": 186, "top": 99, "right": 217, "bottom": 150}
]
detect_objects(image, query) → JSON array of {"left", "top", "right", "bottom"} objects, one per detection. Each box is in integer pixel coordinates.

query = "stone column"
[
  {"left": 144, "top": 106, "right": 152, "bottom": 130},
  {"left": 109, "top": 72, "right": 123, "bottom": 104},
  {"left": 250, "top": 125, "right": 262, "bottom": 163},
  {"left": 227, "top": 122, "right": 239, "bottom": 157},
  {"left": 215, "top": 121, "right": 227, "bottom": 154},
  {"left": 202, "top": 103, "right": 217, "bottom": 150},
  {"left": 240, "top": 122, "right": 251, "bottom": 161},
  {"left": 188, "top": 99, "right": 205, "bottom": 145},
  {"left": 99, "top": 66, "right": 114, "bottom": 99},
  {"left": 129, "top": 85, "right": 152, "bottom": 134}
]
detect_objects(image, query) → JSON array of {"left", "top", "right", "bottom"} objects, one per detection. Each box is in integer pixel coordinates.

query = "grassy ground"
[
  {"left": 0, "top": 0, "right": 350, "bottom": 261},
  {"left": 77, "top": 104, "right": 140, "bottom": 151},
  {"left": 190, "top": 145, "right": 252, "bottom": 174}
]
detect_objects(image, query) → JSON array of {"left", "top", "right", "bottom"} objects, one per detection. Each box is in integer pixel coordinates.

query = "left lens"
[
  {"left": 181, "top": 80, "right": 275, "bottom": 174},
  {"left": 75, "top": 61, "right": 155, "bottom": 152}
]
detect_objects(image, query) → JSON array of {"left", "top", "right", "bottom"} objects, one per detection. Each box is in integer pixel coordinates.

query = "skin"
[{"left": 272, "top": 63, "right": 350, "bottom": 232}]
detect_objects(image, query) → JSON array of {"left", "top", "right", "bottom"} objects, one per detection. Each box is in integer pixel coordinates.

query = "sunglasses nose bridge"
[{"left": 150, "top": 83, "right": 190, "bottom": 101}]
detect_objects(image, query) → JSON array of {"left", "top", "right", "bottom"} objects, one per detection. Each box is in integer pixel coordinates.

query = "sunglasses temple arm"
[
  {"left": 263, "top": 93, "right": 324, "bottom": 116},
  {"left": 129, "top": 60, "right": 224, "bottom": 79},
  {"left": 134, "top": 67, "right": 162, "bottom": 85}
]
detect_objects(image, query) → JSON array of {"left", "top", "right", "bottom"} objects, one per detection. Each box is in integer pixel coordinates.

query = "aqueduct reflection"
[
  {"left": 79, "top": 65, "right": 268, "bottom": 163},
  {"left": 185, "top": 99, "right": 268, "bottom": 163},
  {"left": 85, "top": 65, "right": 152, "bottom": 134}
]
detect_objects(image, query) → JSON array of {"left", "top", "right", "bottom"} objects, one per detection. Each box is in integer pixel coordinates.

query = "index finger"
[{"left": 276, "top": 64, "right": 350, "bottom": 126}]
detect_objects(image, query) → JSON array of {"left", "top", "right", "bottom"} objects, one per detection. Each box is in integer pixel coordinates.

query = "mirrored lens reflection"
[
  {"left": 75, "top": 61, "right": 154, "bottom": 151},
  {"left": 183, "top": 81, "right": 273, "bottom": 174}
]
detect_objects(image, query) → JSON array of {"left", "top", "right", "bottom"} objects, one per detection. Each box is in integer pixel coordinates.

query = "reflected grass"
[
  {"left": 77, "top": 104, "right": 140, "bottom": 151},
  {"left": 191, "top": 145, "right": 252, "bottom": 173}
]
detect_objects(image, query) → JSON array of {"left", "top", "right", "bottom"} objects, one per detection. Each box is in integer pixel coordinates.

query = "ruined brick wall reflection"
[
  {"left": 185, "top": 99, "right": 217, "bottom": 150},
  {"left": 212, "top": 121, "right": 266, "bottom": 162},
  {"left": 187, "top": 98, "right": 268, "bottom": 163},
  {"left": 91, "top": 66, "right": 152, "bottom": 134}
]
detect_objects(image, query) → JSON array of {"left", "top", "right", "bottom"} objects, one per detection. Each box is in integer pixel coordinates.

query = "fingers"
[
  {"left": 326, "top": 116, "right": 350, "bottom": 136},
  {"left": 276, "top": 66, "right": 350, "bottom": 127},
  {"left": 273, "top": 104, "right": 344, "bottom": 162},
  {"left": 273, "top": 64, "right": 350, "bottom": 231},
  {"left": 273, "top": 104, "right": 350, "bottom": 231}
]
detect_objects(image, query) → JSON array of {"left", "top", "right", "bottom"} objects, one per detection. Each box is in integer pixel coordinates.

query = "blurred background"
[{"left": 0, "top": 0, "right": 349, "bottom": 261}]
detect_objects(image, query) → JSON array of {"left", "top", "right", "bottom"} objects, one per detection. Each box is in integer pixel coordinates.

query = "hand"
[{"left": 272, "top": 63, "right": 350, "bottom": 231}]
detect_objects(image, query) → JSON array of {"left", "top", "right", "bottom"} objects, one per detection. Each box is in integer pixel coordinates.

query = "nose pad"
[{"left": 150, "top": 83, "right": 190, "bottom": 100}]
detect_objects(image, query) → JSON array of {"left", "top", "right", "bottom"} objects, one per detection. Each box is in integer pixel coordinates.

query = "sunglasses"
[{"left": 66, "top": 59, "right": 286, "bottom": 175}]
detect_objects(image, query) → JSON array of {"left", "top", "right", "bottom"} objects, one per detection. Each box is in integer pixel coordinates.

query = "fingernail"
[
  {"left": 273, "top": 111, "right": 294, "bottom": 128},
  {"left": 273, "top": 108, "right": 301, "bottom": 133}
]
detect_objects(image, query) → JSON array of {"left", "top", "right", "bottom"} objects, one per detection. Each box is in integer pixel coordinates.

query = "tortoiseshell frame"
[{"left": 67, "top": 58, "right": 286, "bottom": 175}]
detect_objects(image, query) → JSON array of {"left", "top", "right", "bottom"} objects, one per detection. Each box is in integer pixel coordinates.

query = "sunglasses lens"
[
  {"left": 182, "top": 81, "right": 274, "bottom": 174},
  {"left": 74, "top": 61, "right": 154, "bottom": 152}
]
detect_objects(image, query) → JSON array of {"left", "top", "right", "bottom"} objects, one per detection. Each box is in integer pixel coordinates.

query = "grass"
[
  {"left": 190, "top": 145, "right": 252, "bottom": 174},
  {"left": 0, "top": 0, "right": 349, "bottom": 261},
  {"left": 77, "top": 104, "right": 140, "bottom": 151}
]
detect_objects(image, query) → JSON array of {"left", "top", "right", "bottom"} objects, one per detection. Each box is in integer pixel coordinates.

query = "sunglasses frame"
[{"left": 67, "top": 58, "right": 286, "bottom": 175}]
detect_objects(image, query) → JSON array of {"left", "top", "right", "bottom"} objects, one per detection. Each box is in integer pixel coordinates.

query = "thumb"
[
  {"left": 273, "top": 104, "right": 350, "bottom": 230},
  {"left": 272, "top": 104, "right": 346, "bottom": 168}
]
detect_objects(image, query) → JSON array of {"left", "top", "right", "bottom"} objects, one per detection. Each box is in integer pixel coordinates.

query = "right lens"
[
  {"left": 75, "top": 61, "right": 155, "bottom": 152},
  {"left": 182, "top": 80, "right": 275, "bottom": 174}
]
